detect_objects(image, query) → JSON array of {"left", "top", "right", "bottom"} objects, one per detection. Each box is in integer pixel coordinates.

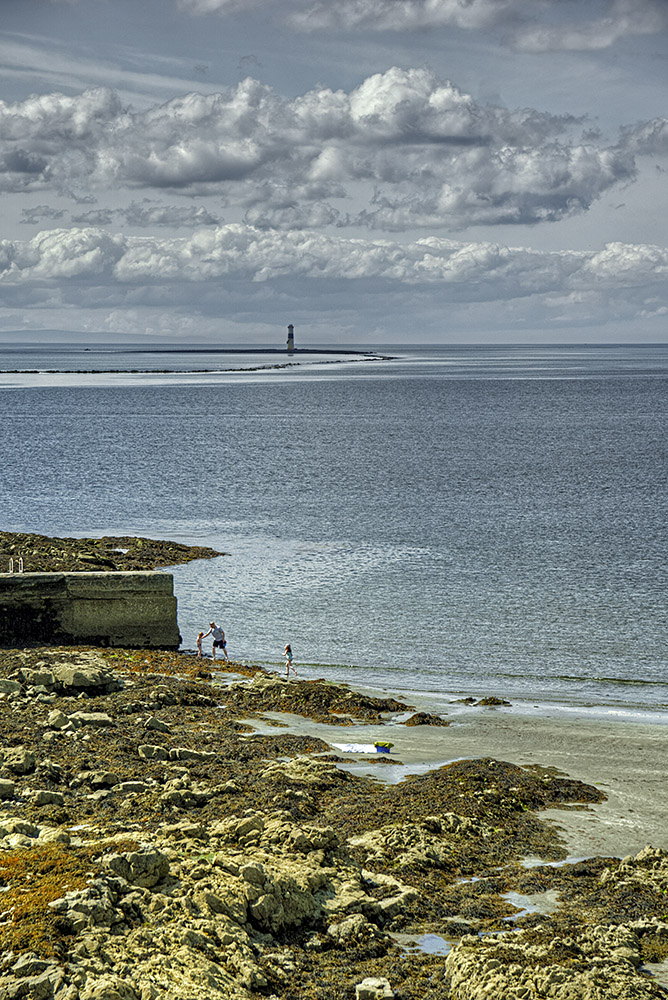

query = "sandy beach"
[{"left": 242, "top": 702, "right": 668, "bottom": 861}]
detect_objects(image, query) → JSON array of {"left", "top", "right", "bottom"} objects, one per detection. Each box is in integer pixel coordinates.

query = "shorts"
[{"left": 213, "top": 639, "right": 226, "bottom": 649}]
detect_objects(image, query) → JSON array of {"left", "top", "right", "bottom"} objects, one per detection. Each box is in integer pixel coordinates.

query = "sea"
[{"left": 0, "top": 342, "right": 666, "bottom": 724}]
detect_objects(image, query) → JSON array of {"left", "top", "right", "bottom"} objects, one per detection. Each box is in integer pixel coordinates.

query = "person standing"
[
  {"left": 202, "top": 621, "right": 228, "bottom": 661},
  {"left": 196, "top": 631, "right": 204, "bottom": 658},
  {"left": 284, "top": 643, "right": 296, "bottom": 678}
]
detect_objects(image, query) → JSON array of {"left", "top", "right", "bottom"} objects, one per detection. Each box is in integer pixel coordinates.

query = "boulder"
[
  {"left": 445, "top": 922, "right": 658, "bottom": 999},
  {"left": 19, "top": 668, "right": 56, "bottom": 689},
  {"left": 46, "top": 709, "right": 70, "bottom": 730},
  {"left": 113, "top": 781, "right": 149, "bottom": 794},
  {"left": 11, "top": 956, "right": 51, "bottom": 978},
  {"left": 48, "top": 879, "right": 124, "bottom": 930},
  {"left": 38, "top": 827, "right": 71, "bottom": 844},
  {"left": 240, "top": 862, "right": 266, "bottom": 886},
  {"left": 348, "top": 813, "right": 488, "bottom": 871},
  {"left": 261, "top": 756, "right": 339, "bottom": 785},
  {"left": 242, "top": 860, "right": 328, "bottom": 934},
  {"left": 138, "top": 744, "right": 169, "bottom": 761},
  {"left": 0, "top": 816, "right": 39, "bottom": 837},
  {"left": 144, "top": 716, "right": 171, "bottom": 733},
  {"left": 0, "top": 778, "right": 15, "bottom": 799},
  {"left": 51, "top": 661, "right": 120, "bottom": 693},
  {"left": 403, "top": 711, "right": 449, "bottom": 727},
  {"left": 79, "top": 977, "right": 139, "bottom": 1000},
  {"left": 3, "top": 968, "right": 62, "bottom": 1000},
  {"left": 0, "top": 678, "right": 23, "bottom": 695},
  {"left": 30, "top": 789, "right": 65, "bottom": 806},
  {"left": 356, "top": 978, "right": 394, "bottom": 1000},
  {"left": 86, "top": 770, "right": 120, "bottom": 789},
  {"left": 328, "top": 913, "right": 385, "bottom": 944},
  {"left": 168, "top": 747, "right": 216, "bottom": 763},
  {"left": 260, "top": 817, "right": 339, "bottom": 854},
  {"left": 104, "top": 848, "right": 170, "bottom": 888},
  {"left": 68, "top": 711, "right": 114, "bottom": 729},
  {"left": 2, "top": 747, "right": 36, "bottom": 775}
]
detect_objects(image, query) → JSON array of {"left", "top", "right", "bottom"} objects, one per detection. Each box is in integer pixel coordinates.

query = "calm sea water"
[{"left": 1, "top": 343, "right": 666, "bottom": 720}]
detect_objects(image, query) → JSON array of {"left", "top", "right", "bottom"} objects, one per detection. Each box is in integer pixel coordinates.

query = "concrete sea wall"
[{"left": 0, "top": 571, "right": 180, "bottom": 649}]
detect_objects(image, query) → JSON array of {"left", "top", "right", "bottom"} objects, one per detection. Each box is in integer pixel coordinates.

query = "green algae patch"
[
  {"left": 0, "top": 843, "right": 93, "bottom": 957},
  {"left": 0, "top": 840, "right": 135, "bottom": 958}
]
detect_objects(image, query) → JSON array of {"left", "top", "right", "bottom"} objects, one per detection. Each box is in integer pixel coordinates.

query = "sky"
[{"left": 0, "top": 0, "right": 667, "bottom": 345}]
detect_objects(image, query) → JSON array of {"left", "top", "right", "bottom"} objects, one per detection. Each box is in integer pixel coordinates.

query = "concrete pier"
[{"left": 0, "top": 572, "right": 180, "bottom": 649}]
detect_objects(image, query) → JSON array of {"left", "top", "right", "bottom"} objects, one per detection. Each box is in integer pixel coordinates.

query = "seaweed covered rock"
[
  {"left": 226, "top": 673, "right": 408, "bottom": 725},
  {"left": 348, "top": 813, "right": 491, "bottom": 872},
  {"left": 0, "top": 531, "right": 224, "bottom": 574},
  {"left": 445, "top": 847, "right": 668, "bottom": 999},
  {"left": 0, "top": 641, "right": 645, "bottom": 1000},
  {"left": 446, "top": 923, "right": 665, "bottom": 999},
  {"left": 403, "top": 712, "right": 449, "bottom": 727}
]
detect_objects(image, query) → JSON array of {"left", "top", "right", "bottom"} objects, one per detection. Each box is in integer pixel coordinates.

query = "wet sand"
[{"left": 242, "top": 702, "right": 668, "bottom": 861}]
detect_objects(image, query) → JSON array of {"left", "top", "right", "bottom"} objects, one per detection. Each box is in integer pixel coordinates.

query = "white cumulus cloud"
[
  {"left": 2, "top": 224, "right": 666, "bottom": 296},
  {"left": 1, "top": 225, "right": 666, "bottom": 339},
  {"left": 0, "top": 71, "right": 639, "bottom": 232}
]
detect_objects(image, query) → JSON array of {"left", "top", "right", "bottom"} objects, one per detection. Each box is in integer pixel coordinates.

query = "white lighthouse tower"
[{"left": 287, "top": 324, "right": 295, "bottom": 353}]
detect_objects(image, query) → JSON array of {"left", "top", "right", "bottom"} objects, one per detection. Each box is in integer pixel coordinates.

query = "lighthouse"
[{"left": 286, "top": 324, "right": 295, "bottom": 353}]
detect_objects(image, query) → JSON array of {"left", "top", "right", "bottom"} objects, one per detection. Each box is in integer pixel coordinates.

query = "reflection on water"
[
  {"left": 501, "top": 889, "right": 562, "bottom": 921},
  {"left": 390, "top": 932, "right": 453, "bottom": 956},
  {"left": 331, "top": 760, "right": 450, "bottom": 784}
]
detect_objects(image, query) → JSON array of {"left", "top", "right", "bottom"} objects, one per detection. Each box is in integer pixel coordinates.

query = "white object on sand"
[{"left": 333, "top": 743, "right": 390, "bottom": 753}]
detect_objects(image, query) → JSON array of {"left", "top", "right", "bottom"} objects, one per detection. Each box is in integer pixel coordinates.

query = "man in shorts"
[{"left": 202, "top": 621, "right": 228, "bottom": 661}]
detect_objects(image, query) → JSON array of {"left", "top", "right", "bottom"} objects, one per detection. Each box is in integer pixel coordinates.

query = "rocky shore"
[
  {"left": 1, "top": 646, "right": 668, "bottom": 1000},
  {"left": 0, "top": 532, "right": 224, "bottom": 575}
]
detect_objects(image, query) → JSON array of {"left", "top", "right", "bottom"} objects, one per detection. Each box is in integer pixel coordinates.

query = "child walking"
[
  {"left": 284, "top": 644, "right": 296, "bottom": 678},
  {"left": 196, "top": 631, "right": 204, "bottom": 657}
]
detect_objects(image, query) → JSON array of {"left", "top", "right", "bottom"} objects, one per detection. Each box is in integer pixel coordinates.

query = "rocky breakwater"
[
  {"left": 0, "top": 647, "right": 667, "bottom": 999},
  {"left": 0, "top": 533, "right": 224, "bottom": 575},
  {"left": 0, "top": 531, "right": 226, "bottom": 652}
]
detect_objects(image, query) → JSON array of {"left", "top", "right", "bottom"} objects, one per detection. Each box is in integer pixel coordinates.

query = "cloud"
[
  {"left": 289, "top": 0, "right": 520, "bottom": 33},
  {"left": 120, "top": 201, "right": 222, "bottom": 227},
  {"left": 0, "top": 227, "right": 125, "bottom": 281},
  {"left": 1, "top": 225, "right": 666, "bottom": 340},
  {"left": 2, "top": 224, "right": 666, "bottom": 294},
  {"left": 0, "top": 71, "right": 639, "bottom": 232},
  {"left": 579, "top": 241, "right": 668, "bottom": 287},
  {"left": 186, "top": 0, "right": 666, "bottom": 52},
  {"left": 33, "top": 0, "right": 668, "bottom": 53},
  {"left": 63, "top": 200, "right": 223, "bottom": 228},
  {"left": 70, "top": 208, "right": 115, "bottom": 226},
  {"left": 176, "top": 0, "right": 263, "bottom": 11},
  {"left": 20, "top": 205, "right": 67, "bottom": 225},
  {"left": 620, "top": 118, "right": 668, "bottom": 157},
  {"left": 514, "top": 0, "right": 668, "bottom": 52}
]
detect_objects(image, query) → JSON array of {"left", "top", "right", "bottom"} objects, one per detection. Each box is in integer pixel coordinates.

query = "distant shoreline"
[
  {"left": 122, "top": 347, "right": 394, "bottom": 356},
  {"left": 0, "top": 350, "right": 396, "bottom": 376}
]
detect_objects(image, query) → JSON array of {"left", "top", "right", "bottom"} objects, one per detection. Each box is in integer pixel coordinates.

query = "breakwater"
[{"left": 0, "top": 572, "right": 180, "bottom": 649}]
